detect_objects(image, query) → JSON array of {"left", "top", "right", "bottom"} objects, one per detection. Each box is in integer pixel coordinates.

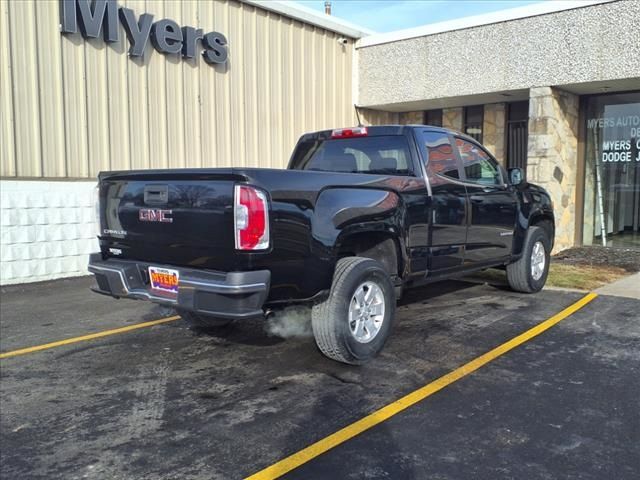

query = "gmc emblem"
[{"left": 139, "top": 208, "right": 173, "bottom": 223}]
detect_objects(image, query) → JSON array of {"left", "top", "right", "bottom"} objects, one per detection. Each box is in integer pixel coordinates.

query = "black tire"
[
  {"left": 312, "top": 257, "right": 396, "bottom": 365},
  {"left": 506, "top": 226, "right": 551, "bottom": 293},
  {"left": 177, "top": 310, "right": 233, "bottom": 330}
]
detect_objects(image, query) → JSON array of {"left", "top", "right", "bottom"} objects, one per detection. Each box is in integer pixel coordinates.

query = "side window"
[
  {"left": 421, "top": 131, "right": 460, "bottom": 185},
  {"left": 455, "top": 138, "right": 502, "bottom": 185}
]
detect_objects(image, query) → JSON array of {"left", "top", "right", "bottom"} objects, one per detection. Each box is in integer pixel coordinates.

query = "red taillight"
[
  {"left": 234, "top": 185, "right": 269, "bottom": 250},
  {"left": 331, "top": 126, "right": 368, "bottom": 139}
]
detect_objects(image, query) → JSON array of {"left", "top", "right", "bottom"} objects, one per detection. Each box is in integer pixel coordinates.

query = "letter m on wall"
[{"left": 60, "top": 0, "right": 119, "bottom": 42}]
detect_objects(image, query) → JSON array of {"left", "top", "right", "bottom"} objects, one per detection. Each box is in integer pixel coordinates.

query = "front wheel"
[
  {"left": 506, "top": 226, "right": 551, "bottom": 293},
  {"left": 312, "top": 257, "right": 396, "bottom": 365}
]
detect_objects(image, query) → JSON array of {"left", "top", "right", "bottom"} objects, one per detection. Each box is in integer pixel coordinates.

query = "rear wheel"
[
  {"left": 312, "top": 257, "right": 396, "bottom": 365},
  {"left": 506, "top": 226, "right": 550, "bottom": 293},
  {"left": 177, "top": 310, "right": 233, "bottom": 330}
]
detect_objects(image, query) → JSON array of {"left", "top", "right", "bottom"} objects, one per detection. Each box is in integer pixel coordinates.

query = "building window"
[
  {"left": 506, "top": 101, "right": 529, "bottom": 170},
  {"left": 464, "top": 105, "right": 484, "bottom": 142},
  {"left": 582, "top": 91, "right": 640, "bottom": 247},
  {"left": 425, "top": 109, "right": 443, "bottom": 127}
]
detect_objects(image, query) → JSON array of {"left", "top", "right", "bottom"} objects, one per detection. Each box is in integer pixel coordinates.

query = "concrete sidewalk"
[{"left": 596, "top": 272, "right": 640, "bottom": 300}]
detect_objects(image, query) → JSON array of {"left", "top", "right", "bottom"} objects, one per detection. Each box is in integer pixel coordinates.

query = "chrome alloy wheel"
[
  {"left": 348, "top": 281, "right": 385, "bottom": 343},
  {"left": 531, "top": 240, "right": 546, "bottom": 281}
]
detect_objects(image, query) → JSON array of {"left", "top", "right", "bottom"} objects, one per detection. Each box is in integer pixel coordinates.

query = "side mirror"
[{"left": 508, "top": 167, "right": 524, "bottom": 186}]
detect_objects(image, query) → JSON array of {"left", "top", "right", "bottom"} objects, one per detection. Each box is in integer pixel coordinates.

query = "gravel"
[{"left": 553, "top": 246, "right": 640, "bottom": 273}]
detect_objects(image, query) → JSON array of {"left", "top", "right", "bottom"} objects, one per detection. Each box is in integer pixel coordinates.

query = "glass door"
[{"left": 583, "top": 92, "right": 640, "bottom": 247}]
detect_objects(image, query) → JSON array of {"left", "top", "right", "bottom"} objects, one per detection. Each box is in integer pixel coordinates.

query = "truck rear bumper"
[{"left": 87, "top": 253, "right": 270, "bottom": 319}]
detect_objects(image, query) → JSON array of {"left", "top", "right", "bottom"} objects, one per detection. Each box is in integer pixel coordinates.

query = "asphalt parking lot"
[{"left": 1, "top": 276, "right": 639, "bottom": 479}]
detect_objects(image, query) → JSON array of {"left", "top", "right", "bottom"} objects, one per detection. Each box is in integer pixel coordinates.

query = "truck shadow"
[
  {"left": 188, "top": 318, "right": 287, "bottom": 347},
  {"left": 190, "top": 279, "right": 486, "bottom": 348},
  {"left": 398, "top": 279, "right": 480, "bottom": 306}
]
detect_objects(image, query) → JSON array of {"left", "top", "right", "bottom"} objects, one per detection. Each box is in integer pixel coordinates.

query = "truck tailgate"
[{"left": 98, "top": 170, "right": 245, "bottom": 270}]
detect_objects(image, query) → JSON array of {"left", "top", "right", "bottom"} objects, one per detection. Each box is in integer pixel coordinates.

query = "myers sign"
[{"left": 60, "top": 0, "right": 228, "bottom": 64}]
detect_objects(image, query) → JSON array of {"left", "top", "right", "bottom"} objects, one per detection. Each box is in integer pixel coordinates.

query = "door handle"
[{"left": 469, "top": 196, "right": 484, "bottom": 203}]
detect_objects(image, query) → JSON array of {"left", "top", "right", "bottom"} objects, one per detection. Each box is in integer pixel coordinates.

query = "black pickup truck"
[{"left": 89, "top": 125, "right": 554, "bottom": 364}]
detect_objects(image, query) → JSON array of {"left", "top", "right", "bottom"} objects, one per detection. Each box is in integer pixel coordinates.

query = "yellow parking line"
[
  {"left": 245, "top": 292, "right": 598, "bottom": 480},
  {"left": 0, "top": 316, "right": 181, "bottom": 359}
]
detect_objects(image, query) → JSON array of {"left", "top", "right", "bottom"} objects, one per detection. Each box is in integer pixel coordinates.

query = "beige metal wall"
[{"left": 0, "top": 0, "right": 356, "bottom": 178}]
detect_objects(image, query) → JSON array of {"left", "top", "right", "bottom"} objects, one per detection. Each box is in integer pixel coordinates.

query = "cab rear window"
[{"left": 290, "top": 136, "right": 414, "bottom": 176}]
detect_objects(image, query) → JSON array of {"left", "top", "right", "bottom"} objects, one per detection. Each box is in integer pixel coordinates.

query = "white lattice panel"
[{"left": 0, "top": 180, "right": 99, "bottom": 285}]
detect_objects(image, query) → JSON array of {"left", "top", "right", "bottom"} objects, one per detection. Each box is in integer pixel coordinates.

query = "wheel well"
[
  {"left": 530, "top": 215, "right": 555, "bottom": 248},
  {"left": 336, "top": 233, "right": 401, "bottom": 279}
]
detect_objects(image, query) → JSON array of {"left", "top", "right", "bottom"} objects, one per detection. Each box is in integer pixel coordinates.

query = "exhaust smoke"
[{"left": 265, "top": 306, "right": 313, "bottom": 338}]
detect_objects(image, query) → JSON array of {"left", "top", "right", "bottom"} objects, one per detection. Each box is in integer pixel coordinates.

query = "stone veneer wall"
[
  {"left": 527, "top": 87, "right": 579, "bottom": 252},
  {"left": 483, "top": 103, "right": 506, "bottom": 165},
  {"left": 359, "top": 108, "right": 400, "bottom": 126},
  {"left": 399, "top": 111, "right": 425, "bottom": 125},
  {"left": 442, "top": 108, "right": 463, "bottom": 132}
]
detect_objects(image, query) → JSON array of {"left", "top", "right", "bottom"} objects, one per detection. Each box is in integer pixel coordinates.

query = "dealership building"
[{"left": 1, "top": 0, "right": 639, "bottom": 284}]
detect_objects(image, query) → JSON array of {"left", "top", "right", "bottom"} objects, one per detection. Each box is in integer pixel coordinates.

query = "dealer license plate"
[{"left": 148, "top": 266, "right": 179, "bottom": 295}]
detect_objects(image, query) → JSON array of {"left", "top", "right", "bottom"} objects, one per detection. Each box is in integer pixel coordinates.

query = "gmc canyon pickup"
[{"left": 89, "top": 125, "right": 554, "bottom": 364}]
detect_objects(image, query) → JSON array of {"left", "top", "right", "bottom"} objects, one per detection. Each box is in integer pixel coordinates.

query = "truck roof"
[{"left": 299, "top": 125, "right": 478, "bottom": 144}]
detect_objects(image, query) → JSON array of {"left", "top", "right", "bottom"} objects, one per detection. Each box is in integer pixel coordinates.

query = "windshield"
[{"left": 290, "top": 135, "right": 414, "bottom": 176}]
